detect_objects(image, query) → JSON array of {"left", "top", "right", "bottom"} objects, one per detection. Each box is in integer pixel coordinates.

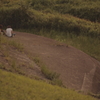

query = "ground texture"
[{"left": 1, "top": 31, "right": 100, "bottom": 93}]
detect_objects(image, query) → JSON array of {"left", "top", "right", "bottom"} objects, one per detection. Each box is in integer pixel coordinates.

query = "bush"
[
  {"left": 68, "top": 7, "right": 100, "bottom": 22},
  {"left": 41, "top": 66, "right": 60, "bottom": 80},
  {"left": 0, "top": 7, "right": 31, "bottom": 28}
]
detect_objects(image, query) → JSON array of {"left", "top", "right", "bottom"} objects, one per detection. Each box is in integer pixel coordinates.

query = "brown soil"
[{"left": 1, "top": 31, "right": 100, "bottom": 93}]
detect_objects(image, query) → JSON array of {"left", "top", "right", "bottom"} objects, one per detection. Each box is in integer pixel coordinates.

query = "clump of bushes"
[
  {"left": 0, "top": 0, "right": 100, "bottom": 38},
  {"left": 0, "top": 7, "right": 31, "bottom": 28}
]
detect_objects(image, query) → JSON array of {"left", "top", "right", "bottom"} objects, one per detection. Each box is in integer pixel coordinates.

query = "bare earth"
[{"left": 6, "top": 32, "right": 100, "bottom": 93}]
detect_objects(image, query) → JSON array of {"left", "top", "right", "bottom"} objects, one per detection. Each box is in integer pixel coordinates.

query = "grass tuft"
[{"left": 33, "top": 57, "right": 63, "bottom": 86}]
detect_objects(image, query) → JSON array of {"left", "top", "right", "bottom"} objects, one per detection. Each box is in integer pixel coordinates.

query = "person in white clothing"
[{"left": 6, "top": 25, "right": 15, "bottom": 37}]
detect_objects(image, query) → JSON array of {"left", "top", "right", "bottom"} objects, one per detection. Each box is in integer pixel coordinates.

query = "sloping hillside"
[
  {"left": 1, "top": 32, "right": 100, "bottom": 94},
  {"left": 0, "top": 35, "right": 46, "bottom": 80},
  {"left": 0, "top": 69, "right": 97, "bottom": 100},
  {"left": 0, "top": 0, "right": 100, "bottom": 98}
]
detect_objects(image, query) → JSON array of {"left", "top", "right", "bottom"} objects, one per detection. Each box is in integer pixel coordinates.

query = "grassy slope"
[
  {"left": 0, "top": 1, "right": 100, "bottom": 99},
  {"left": 0, "top": 35, "right": 96, "bottom": 100},
  {"left": 0, "top": 69, "right": 96, "bottom": 100},
  {"left": 30, "top": 0, "right": 100, "bottom": 22}
]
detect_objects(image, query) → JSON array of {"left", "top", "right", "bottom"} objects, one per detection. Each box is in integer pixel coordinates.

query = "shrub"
[
  {"left": 0, "top": 7, "right": 31, "bottom": 28},
  {"left": 41, "top": 66, "right": 60, "bottom": 80}
]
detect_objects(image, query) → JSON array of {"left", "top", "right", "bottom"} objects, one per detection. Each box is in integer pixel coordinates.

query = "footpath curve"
[{"left": 13, "top": 31, "right": 100, "bottom": 93}]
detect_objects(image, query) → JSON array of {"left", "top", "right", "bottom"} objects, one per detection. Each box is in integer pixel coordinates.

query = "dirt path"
[{"left": 12, "top": 31, "right": 100, "bottom": 93}]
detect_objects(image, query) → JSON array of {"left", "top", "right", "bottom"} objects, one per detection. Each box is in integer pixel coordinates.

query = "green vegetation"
[
  {"left": 52, "top": 0, "right": 100, "bottom": 22},
  {"left": 0, "top": 69, "right": 96, "bottom": 100},
  {"left": 33, "top": 57, "right": 63, "bottom": 86},
  {"left": 0, "top": 35, "right": 24, "bottom": 52},
  {"left": 0, "top": 35, "right": 25, "bottom": 75},
  {"left": 0, "top": 0, "right": 100, "bottom": 61},
  {"left": 0, "top": 0, "right": 100, "bottom": 99},
  {"left": 33, "top": 57, "right": 60, "bottom": 81}
]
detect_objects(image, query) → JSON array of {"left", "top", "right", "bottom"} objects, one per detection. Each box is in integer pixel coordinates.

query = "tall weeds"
[{"left": 0, "top": 0, "right": 100, "bottom": 37}]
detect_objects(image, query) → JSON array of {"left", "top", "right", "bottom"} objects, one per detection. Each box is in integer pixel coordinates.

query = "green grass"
[
  {"left": 20, "top": 28, "right": 100, "bottom": 61},
  {"left": 0, "top": 69, "right": 97, "bottom": 100},
  {"left": 33, "top": 57, "right": 63, "bottom": 86},
  {"left": 0, "top": 0, "right": 100, "bottom": 99},
  {"left": 55, "top": 34, "right": 100, "bottom": 61},
  {"left": 1, "top": 1, "right": 100, "bottom": 36},
  {"left": 0, "top": 35, "right": 25, "bottom": 75},
  {"left": 0, "top": 35, "right": 24, "bottom": 52}
]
